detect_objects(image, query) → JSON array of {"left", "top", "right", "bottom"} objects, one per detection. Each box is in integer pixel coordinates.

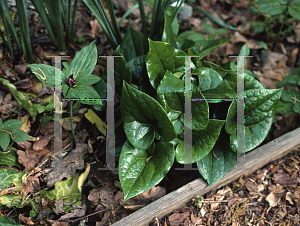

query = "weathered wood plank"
[{"left": 112, "top": 127, "right": 300, "bottom": 226}]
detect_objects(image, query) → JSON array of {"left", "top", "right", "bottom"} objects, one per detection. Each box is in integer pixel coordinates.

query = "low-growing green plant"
[
  {"left": 28, "top": 41, "right": 103, "bottom": 143},
  {"left": 275, "top": 67, "right": 300, "bottom": 115},
  {"left": 251, "top": 0, "right": 300, "bottom": 48},
  {"left": 116, "top": 38, "right": 282, "bottom": 200},
  {"left": 0, "top": 118, "right": 30, "bottom": 151}
]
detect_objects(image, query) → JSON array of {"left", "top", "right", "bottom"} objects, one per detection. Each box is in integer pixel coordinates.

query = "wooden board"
[{"left": 112, "top": 127, "right": 300, "bottom": 226}]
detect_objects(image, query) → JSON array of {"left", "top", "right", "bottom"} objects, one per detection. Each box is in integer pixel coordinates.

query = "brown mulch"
[{"left": 149, "top": 147, "right": 300, "bottom": 226}]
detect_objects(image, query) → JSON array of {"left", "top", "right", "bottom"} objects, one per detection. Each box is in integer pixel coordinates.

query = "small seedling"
[
  {"left": 194, "top": 195, "right": 203, "bottom": 208},
  {"left": 0, "top": 118, "right": 30, "bottom": 151}
]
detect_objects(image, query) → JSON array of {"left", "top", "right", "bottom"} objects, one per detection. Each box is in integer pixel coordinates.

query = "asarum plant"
[{"left": 28, "top": 29, "right": 283, "bottom": 202}]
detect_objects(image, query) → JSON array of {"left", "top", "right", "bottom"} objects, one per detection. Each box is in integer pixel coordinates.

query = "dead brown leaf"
[
  {"left": 33, "top": 134, "right": 54, "bottom": 152},
  {"left": 168, "top": 212, "right": 189, "bottom": 226},
  {"left": 20, "top": 177, "right": 40, "bottom": 195},
  {"left": 17, "top": 148, "right": 50, "bottom": 172},
  {"left": 44, "top": 143, "right": 88, "bottom": 186}
]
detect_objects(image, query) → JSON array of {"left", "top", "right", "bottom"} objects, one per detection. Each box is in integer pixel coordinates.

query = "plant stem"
[
  {"left": 273, "top": 6, "right": 289, "bottom": 51},
  {"left": 69, "top": 101, "right": 76, "bottom": 147},
  {"left": 137, "top": 0, "right": 148, "bottom": 54}
]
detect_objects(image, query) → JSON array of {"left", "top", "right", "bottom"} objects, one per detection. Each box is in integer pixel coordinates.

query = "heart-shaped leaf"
[
  {"left": 121, "top": 81, "right": 176, "bottom": 150},
  {"left": 227, "top": 88, "right": 282, "bottom": 153},
  {"left": 176, "top": 119, "right": 225, "bottom": 164},
  {"left": 119, "top": 140, "right": 175, "bottom": 201}
]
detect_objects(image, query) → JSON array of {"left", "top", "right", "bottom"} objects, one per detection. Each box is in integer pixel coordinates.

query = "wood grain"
[{"left": 112, "top": 127, "right": 300, "bottom": 226}]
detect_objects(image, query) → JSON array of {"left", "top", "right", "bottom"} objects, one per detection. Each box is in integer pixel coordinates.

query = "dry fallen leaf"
[
  {"left": 168, "top": 212, "right": 189, "bottom": 226},
  {"left": 286, "top": 191, "right": 294, "bottom": 205},
  {"left": 266, "top": 191, "right": 281, "bottom": 207}
]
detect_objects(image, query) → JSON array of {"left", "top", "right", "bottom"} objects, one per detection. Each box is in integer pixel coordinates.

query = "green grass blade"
[
  {"left": 83, "top": 0, "right": 118, "bottom": 48},
  {"left": 150, "top": 0, "right": 161, "bottom": 39},
  {"left": 0, "top": 2, "right": 14, "bottom": 61},
  {"left": 16, "top": 0, "right": 34, "bottom": 63},
  {"left": 44, "top": 0, "right": 67, "bottom": 51},
  {"left": 1, "top": 0, "right": 22, "bottom": 52},
  {"left": 94, "top": 0, "right": 118, "bottom": 43},
  {"left": 185, "top": 2, "right": 239, "bottom": 31},
  {"left": 118, "top": 2, "right": 140, "bottom": 28},
  {"left": 106, "top": 0, "right": 122, "bottom": 44},
  {"left": 171, "top": 0, "right": 184, "bottom": 22},
  {"left": 30, "top": 0, "right": 58, "bottom": 47}
]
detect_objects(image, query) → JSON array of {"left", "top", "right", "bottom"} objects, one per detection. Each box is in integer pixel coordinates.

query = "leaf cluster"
[
  {"left": 113, "top": 17, "right": 283, "bottom": 200},
  {"left": 0, "top": 119, "right": 30, "bottom": 152},
  {"left": 275, "top": 67, "right": 300, "bottom": 115}
]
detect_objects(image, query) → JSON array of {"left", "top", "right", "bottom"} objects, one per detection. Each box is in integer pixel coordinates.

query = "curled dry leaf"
[
  {"left": 18, "top": 114, "right": 31, "bottom": 134},
  {"left": 286, "top": 192, "right": 294, "bottom": 205},
  {"left": 266, "top": 191, "right": 281, "bottom": 207}
]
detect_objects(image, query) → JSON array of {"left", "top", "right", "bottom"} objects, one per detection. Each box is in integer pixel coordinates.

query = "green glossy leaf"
[
  {"left": 146, "top": 39, "right": 186, "bottom": 89},
  {"left": 114, "top": 46, "right": 132, "bottom": 95},
  {"left": 0, "top": 151, "right": 18, "bottom": 167},
  {"left": 277, "top": 102, "right": 294, "bottom": 115},
  {"left": 0, "top": 131, "right": 10, "bottom": 151},
  {"left": 2, "top": 120, "right": 22, "bottom": 130},
  {"left": 162, "top": 10, "right": 177, "bottom": 48},
  {"left": 176, "top": 119, "right": 225, "bottom": 164},
  {"left": 156, "top": 71, "right": 209, "bottom": 132},
  {"left": 120, "top": 26, "right": 144, "bottom": 62},
  {"left": 11, "top": 129, "right": 30, "bottom": 142},
  {"left": 76, "top": 74, "right": 101, "bottom": 85},
  {"left": 225, "top": 101, "right": 237, "bottom": 135},
  {"left": 0, "top": 216, "right": 21, "bottom": 226},
  {"left": 257, "top": 0, "right": 286, "bottom": 15},
  {"left": 121, "top": 81, "right": 176, "bottom": 150},
  {"left": 66, "top": 85, "right": 100, "bottom": 99},
  {"left": 119, "top": 140, "right": 175, "bottom": 201},
  {"left": 127, "top": 55, "right": 147, "bottom": 82},
  {"left": 201, "top": 82, "right": 236, "bottom": 99},
  {"left": 27, "top": 64, "right": 56, "bottom": 88},
  {"left": 70, "top": 40, "right": 97, "bottom": 81},
  {"left": 289, "top": 0, "right": 300, "bottom": 19},
  {"left": 229, "top": 88, "right": 283, "bottom": 153},
  {"left": 194, "top": 67, "right": 223, "bottom": 90},
  {"left": 0, "top": 119, "right": 3, "bottom": 129},
  {"left": 197, "top": 142, "right": 235, "bottom": 186},
  {"left": 192, "top": 67, "right": 236, "bottom": 98},
  {"left": 203, "top": 61, "right": 232, "bottom": 78}
]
